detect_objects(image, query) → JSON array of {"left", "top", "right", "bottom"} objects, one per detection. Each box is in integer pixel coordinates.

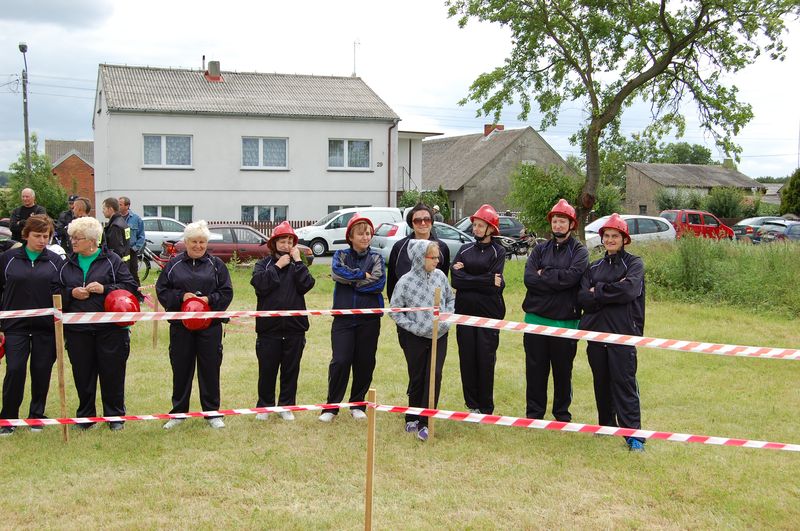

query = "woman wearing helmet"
[
  {"left": 578, "top": 213, "right": 646, "bottom": 452},
  {"left": 450, "top": 204, "right": 506, "bottom": 415},
  {"left": 0, "top": 215, "right": 63, "bottom": 436},
  {"left": 522, "top": 199, "right": 589, "bottom": 422},
  {"left": 319, "top": 214, "right": 385, "bottom": 422},
  {"left": 251, "top": 221, "right": 315, "bottom": 421},
  {"left": 57, "top": 216, "right": 140, "bottom": 431},
  {"left": 156, "top": 221, "right": 233, "bottom": 430}
]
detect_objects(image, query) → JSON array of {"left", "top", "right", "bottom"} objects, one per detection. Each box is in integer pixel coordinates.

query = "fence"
[{"left": 207, "top": 219, "right": 317, "bottom": 237}]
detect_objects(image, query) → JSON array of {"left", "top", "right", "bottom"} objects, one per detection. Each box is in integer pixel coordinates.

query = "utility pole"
[{"left": 19, "top": 42, "right": 31, "bottom": 181}]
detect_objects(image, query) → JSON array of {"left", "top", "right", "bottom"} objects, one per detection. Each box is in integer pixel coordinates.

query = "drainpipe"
[{"left": 387, "top": 120, "right": 398, "bottom": 206}]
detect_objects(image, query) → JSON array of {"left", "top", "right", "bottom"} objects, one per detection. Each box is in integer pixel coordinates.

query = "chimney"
[
  {"left": 722, "top": 158, "right": 736, "bottom": 170},
  {"left": 484, "top": 124, "right": 504, "bottom": 136},
  {"left": 204, "top": 60, "right": 223, "bottom": 82}
]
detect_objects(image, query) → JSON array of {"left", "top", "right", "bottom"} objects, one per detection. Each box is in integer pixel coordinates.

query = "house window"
[
  {"left": 242, "top": 137, "right": 288, "bottom": 169},
  {"left": 143, "top": 135, "right": 192, "bottom": 167},
  {"left": 144, "top": 205, "right": 193, "bottom": 223},
  {"left": 328, "top": 139, "right": 371, "bottom": 169},
  {"left": 241, "top": 205, "right": 288, "bottom": 222},
  {"left": 639, "top": 205, "right": 647, "bottom": 215}
]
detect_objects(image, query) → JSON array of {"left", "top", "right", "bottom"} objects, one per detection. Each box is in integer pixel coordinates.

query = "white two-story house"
[{"left": 92, "top": 62, "right": 401, "bottom": 223}]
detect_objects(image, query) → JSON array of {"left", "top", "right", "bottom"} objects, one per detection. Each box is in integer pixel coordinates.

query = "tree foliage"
[
  {"left": 780, "top": 167, "right": 800, "bottom": 215},
  {"left": 398, "top": 186, "right": 451, "bottom": 221},
  {"left": 447, "top": 0, "right": 797, "bottom": 237},
  {"left": 705, "top": 187, "right": 744, "bottom": 218},
  {"left": 0, "top": 134, "right": 68, "bottom": 218}
]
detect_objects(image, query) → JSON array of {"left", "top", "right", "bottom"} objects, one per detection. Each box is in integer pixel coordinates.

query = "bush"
[
  {"left": 593, "top": 182, "right": 624, "bottom": 217},
  {"left": 655, "top": 188, "right": 687, "bottom": 211},
  {"left": 705, "top": 187, "right": 744, "bottom": 218},
  {"left": 398, "top": 186, "right": 450, "bottom": 221},
  {"left": 780, "top": 167, "right": 800, "bottom": 215},
  {"left": 506, "top": 164, "right": 582, "bottom": 235}
]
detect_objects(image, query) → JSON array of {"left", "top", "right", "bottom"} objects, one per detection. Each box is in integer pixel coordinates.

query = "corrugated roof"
[
  {"left": 627, "top": 162, "right": 761, "bottom": 189},
  {"left": 422, "top": 128, "right": 529, "bottom": 190},
  {"left": 98, "top": 64, "right": 399, "bottom": 121},
  {"left": 45, "top": 139, "right": 94, "bottom": 165}
]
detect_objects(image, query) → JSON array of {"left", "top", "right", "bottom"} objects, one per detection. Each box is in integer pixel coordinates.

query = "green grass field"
[{"left": 1, "top": 260, "right": 799, "bottom": 529}]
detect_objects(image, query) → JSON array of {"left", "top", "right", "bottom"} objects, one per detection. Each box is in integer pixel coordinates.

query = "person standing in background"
[
  {"left": 119, "top": 197, "right": 145, "bottom": 285},
  {"left": 9, "top": 188, "right": 46, "bottom": 242}
]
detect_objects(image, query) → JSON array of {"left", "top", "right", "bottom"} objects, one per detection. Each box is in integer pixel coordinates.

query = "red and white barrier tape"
[
  {"left": 0, "top": 402, "right": 367, "bottom": 428},
  {"left": 440, "top": 313, "right": 800, "bottom": 360},
  {"left": 0, "top": 308, "right": 56, "bottom": 319},
  {"left": 373, "top": 404, "right": 800, "bottom": 453}
]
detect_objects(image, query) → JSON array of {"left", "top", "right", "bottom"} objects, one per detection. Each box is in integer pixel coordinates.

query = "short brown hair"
[
  {"left": 103, "top": 197, "right": 119, "bottom": 212},
  {"left": 22, "top": 214, "right": 54, "bottom": 239}
]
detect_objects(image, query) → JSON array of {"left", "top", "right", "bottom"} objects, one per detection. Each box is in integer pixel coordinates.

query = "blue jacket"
[
  {"left": 331, "top": 247, "right": 385, "bottom": 325},
  {"left": 123, "top": 210, "right": 146, "bottom": 253}
]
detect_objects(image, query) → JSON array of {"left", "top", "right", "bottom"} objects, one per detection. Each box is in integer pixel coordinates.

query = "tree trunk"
[{"left": 577, "top": 122, "right": 601, "bottom": 241}]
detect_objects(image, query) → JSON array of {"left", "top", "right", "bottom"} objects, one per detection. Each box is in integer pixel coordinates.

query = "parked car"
[
  {"left": 755, "top": 220, "right": 800, "bottom": 244},
  {"left": 371, "top": 221, "right": 474, "bottom": 264},
  {"left": 454, "top": 215, "right": 526, "bottom": 238},
  {"left": 659, "top": 209, "right": 734, "bottom": 239},
  {"left": 295, "top": 207, "right": 404, "bottom": 256},
  {"left": 142, "top": 217, "right": 187, "bottom": 252},
  {"left": 747, "top": 219, "right": 793, "bottom": 244},
  {"left": 731, "top": 216, "right": 784, "bottom": 240},
  {"left": 174, "top": 224, "right": 314, "bottom": 264},
  {"left": 584, "top": 215, "right": 676, "bottom": 251}
]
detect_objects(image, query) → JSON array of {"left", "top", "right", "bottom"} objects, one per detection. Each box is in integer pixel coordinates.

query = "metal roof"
[
  {"left": 44, "top": 139, "right": 94, "bottom": 166},
  {"left": 627, "top": 162, "right": 761, "bottom": 189}
]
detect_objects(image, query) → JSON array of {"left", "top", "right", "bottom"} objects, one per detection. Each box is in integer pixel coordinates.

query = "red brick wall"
[{"left": 52, "top": 155, "right": 95, "bottom": 205}]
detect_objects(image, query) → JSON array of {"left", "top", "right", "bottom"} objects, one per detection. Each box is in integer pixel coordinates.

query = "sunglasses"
[{"left": 412, "top": 217, "right": 432, "bottom": 226}]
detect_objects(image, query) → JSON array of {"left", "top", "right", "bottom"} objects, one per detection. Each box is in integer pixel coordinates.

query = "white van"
[{"left": 296, "top": 207, "right": 404, "bottom": 256}]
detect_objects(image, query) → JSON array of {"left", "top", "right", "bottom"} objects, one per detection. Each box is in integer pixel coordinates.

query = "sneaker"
[
  {"left": 255, "top": 413, "right": 270, "bottom": 421},
  {"left": 0, "top": 426, "right": 14, "bottom": 436},
  {"left": 279, "top": 411, "right": 295, "bottom": 421},
  {"left": 468, "top": 408, "right": 481, "bottom": 414},
  {"left": 109, "top": 421, "right": 125, "bottom": 431},
  {"left": 417, "top": 426, "right": 429, "bottom": 442},
  {"left": 29, "top": 425, "right": 44, "bottom": 433},
  {"left": 73, "top": 422, "right": 96, "bottom": 431},
  {"left": 351, "top": 408, "right": 368, "bottom": 420},
  {"left": 318, "top": 412, "right": 335, "bottom": 423},
  {"left": 405, "top": 421, "right": 419, "bottom": 433},
  {"left": 163, "top": 418, "right": 186, "bottom": 430},
  {"left": 628, "top": 438, "right": 645, "bottom": 452},
  {"left": 207, "top": 417, "right": 225, "bottom": 429}
]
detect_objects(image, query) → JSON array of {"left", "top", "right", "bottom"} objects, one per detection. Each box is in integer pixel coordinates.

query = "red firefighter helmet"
[
  {"left": 345, "top": 214, "right": 375, "bottom": 244},
  {"left": 0, "top": 334, "right": 5, "bottom": 360},
  {"left": 104, "top": 289, "right": 140, "bottom": 327},
  {"left": 598, "top": 213, "right": 631, "bottom": 245},
  {"left": 268, "top": 221, "right": 298, "bottom": 248},
  {"left": 547, "top": 198, "right": 577, "bottom": 226},
  {"left": 181, "top": 296, "right": 212, "bottom": 331},
  {"left": 470, "top": 204, "right": 500, "bottom": 234}
]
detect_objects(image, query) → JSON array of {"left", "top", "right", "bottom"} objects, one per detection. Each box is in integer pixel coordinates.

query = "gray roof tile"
[
  {"left": 627, "top": 162, "right": 761, "bottom": 189},
  {"left": 45, "top": 139, "right": 94, "bottom": 165}
]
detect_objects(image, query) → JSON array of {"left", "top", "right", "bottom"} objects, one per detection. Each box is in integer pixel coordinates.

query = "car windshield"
[
  {"left": 584, "top": 216, "right": 611, "bottom": 233},
  {"left": 738, "top": 217, "right": 774, "bottom": 226},
  {"left": 313, "top": 211, "right": 340, "bottom": 227}
]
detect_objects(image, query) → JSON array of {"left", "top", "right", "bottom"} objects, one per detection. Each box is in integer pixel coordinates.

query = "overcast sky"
[{"left": 1, "top": 0, "right": 798, "bottom": 178}]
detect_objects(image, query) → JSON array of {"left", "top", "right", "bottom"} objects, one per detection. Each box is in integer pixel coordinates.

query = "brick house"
[{"left": 44, "top": 139, "right": 95, "bottom": 209}]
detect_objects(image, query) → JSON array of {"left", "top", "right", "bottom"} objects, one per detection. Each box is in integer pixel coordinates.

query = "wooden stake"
[
  {"left": 364, "top": 388, "right": 377, "bottom": 531},
  {"left": 428, "top": 287, "right": 441, "bottom": 441},
  {"left": 52, "top": 295, "right": 69, "bottom": 443},
  {"left": 152, "top": 290, "right": 159, "bottom": 349}
]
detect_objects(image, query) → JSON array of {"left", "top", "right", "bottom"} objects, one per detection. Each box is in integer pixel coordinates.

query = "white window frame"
[
  {"left": 142, "top": 134, "right": 193, "bottom": 168},
  {"left": 241, "top": 137, "right": 289, "bottom": 170},
  {"left": 328, "top": 139, "right": 372, "bottom": 171}
]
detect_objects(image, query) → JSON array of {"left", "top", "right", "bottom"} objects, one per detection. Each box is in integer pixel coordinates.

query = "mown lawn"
[{"left": 1, "top": 259, "right": 798, "bottom": 529}]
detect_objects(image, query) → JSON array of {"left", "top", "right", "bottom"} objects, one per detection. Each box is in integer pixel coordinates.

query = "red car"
[
  {"left": 659, "top": 209, "right": 734, "bottom": 240},
  {"left": 173, "top": 224, "right": 314, "bottom": 264}
]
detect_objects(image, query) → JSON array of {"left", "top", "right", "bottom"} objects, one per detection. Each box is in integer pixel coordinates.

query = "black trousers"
[
  {"left": 255, "top": 333, "right": 306, "bottom": 407},
  {"left": 169, "top": 323, "right": 223, "bottom": 414},
  {"left": 587, "top": 342, "right": 642, "bottom": 440},
  {"left": 65, "top": 327, "right": 130, "bottom": 418},
  {"left": 524, "top": 333, "right": 577, "bottom": 421},
  {"left": 323, "top": 318, "right": 380, "bottom": 415},
  {"left": 457, "top": 325, "right": 498, "bottom": 414},
  {"left": 1, "top": 333, "right": 56, "bottom": 419},
  {"left": 400, "top": 328, "right": 448, "bottom": 428},
  {"left": 128, "top": 250, "right": 140, "bottom": 286}
]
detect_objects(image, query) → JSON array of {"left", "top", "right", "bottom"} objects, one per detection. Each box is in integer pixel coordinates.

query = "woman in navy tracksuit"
[
  {"left": 450, "top": 204, "right": 506, "bottom": 415},
  {"left": 58, "top": 216, "right": 139, "bottom": 431},
  {"left": 251, "top": 221, "right": 315, "bottom": 420},
  {"left": 0, "top": 215, "right": 62, "bottom": 435},
  {"left": 578, "top": 213, "right": 646, "bottom": 452},
  {"left": 319, "top": 214, "right": 385, "bottom": 422}
]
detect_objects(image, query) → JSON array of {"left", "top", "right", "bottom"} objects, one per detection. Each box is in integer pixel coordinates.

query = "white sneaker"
[
  {"left": 163, "top": 418, "right": 186, "bottom": 430},
  {"left": 279, "top": 411, "right": 295, "bottom": 421},
  {"left": 255, "top": 413, "right": 270, "bottom": 421},
  {"left": 351, "top": 408, "right": 368, "bottom": 420},
  {"left": 318, "top": 412, "right": 335, "bottom": 423},
  {"left": 207, "top": 417, "right": 225, "bottom": 429}
]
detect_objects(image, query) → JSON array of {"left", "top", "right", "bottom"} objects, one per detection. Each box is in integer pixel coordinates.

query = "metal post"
[{"left": 19, "top": 42, "right": 31, "bottom": 180}]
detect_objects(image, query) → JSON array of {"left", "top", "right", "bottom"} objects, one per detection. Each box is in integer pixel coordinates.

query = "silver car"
[
  {"left": 371, "top": 221, "right": 474, "bottom": 264},
  {"left": 142, "top": 217, "right": 187, "bottom": 252}
]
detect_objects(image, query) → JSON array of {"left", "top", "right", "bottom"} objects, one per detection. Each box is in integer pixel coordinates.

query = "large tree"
[
  {"left": 447, "top": 0, "right": 797, "bottom": 235},
  {"left": 1, "top": 134, "right": 68, "bottom": 218}
]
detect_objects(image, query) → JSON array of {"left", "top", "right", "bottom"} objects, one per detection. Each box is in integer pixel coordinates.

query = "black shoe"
[
  {"left": 0, "top": 426, "right": 14, "bottom": 436},
  {"left": 72, "top": 422, "right": 96, "bottom": 431},
  {"left": 109, "top": 421, "right": 125, "bottom": 431}
]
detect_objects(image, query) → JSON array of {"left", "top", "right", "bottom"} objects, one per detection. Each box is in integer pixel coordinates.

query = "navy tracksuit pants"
[
  {"left": 524, "top": 333, "right": 577, "bottom": 421},
  {"left": 323, "top": 318, "right": 380, "bottom": 415},
  {"left": 587, "top": 342, "right": 642, "bottom": 440},
  {"left": 456, "top": 325, "right": 499, "bottom": 414},
  {"left": 399, "top": 328, "right": 448, "bottom": 428},
  {"left": 255, "top": 333, "right": 306, "bottom": 407},
  {"left": 169, "top": 323, "right": 223, "bottom": 415},
  {"left": 1, "top": 333, "right": 56, "bottom": 419}
]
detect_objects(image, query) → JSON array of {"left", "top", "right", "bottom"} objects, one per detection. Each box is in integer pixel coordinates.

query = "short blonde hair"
[
  {"left": 67, "top": 217, "right": 102, "bottom": 243},
  {"left": 184, "top": 220, "right": 211, "bottom": 241}
]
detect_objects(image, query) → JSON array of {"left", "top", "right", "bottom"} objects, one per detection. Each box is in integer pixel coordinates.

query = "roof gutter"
[{"left": 387, "top": 120, "right": 398, "bottom": 206}]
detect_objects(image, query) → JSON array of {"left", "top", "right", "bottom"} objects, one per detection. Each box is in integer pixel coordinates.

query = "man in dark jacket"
[
  {"left": 9, "top": 188, "right": 47, "bottom": 242},
  {"left": 101, "top": 197, "right": 131, "bottom": 263},
  {"left": 522, "top": 199, "right": 589, "bottom": 421},
  {"left": 55, "top": 195, "right": 78, "bottom": 254}
]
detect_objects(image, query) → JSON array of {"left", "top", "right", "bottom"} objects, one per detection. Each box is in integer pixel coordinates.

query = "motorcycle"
[{"left": 496, "top": 233, "right": 546, "bottom": 260}]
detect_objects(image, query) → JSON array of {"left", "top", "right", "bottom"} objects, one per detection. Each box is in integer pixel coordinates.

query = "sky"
[{"left": 0, "top": 0, "right": 798, "bottom": 178}]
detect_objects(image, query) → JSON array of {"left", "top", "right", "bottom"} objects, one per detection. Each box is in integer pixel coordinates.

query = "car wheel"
[{"left": 310, "top": 239, "right": 328, "bottom": 257}]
